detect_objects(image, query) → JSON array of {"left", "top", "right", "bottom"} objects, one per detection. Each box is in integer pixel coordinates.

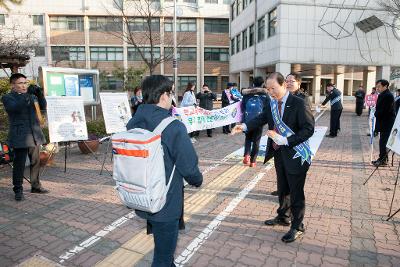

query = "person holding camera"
[
  {"left": 1, "top": 73, "right": 49, "bottom": 201},
  {"left": 196, "top": 84, "right": 217, "bottom": 137}
]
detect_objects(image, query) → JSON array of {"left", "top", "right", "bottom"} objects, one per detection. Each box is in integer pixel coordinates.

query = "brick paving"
[{"left": 0, "top": 103, "right": 399, "bottom": 267}]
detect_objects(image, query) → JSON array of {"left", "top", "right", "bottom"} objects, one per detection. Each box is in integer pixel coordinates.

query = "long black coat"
[
  {"left": 247, "top": 94, "right": 315, "bottom": 174},
  {"left": 322, "top": 88, "right": 343, "bottom": 110},
  {"left": 2, "top": 92, "right": 46, "bottom": 148},
  {"left": 375, "top": 89, "right": 395, "bottom": 133}
]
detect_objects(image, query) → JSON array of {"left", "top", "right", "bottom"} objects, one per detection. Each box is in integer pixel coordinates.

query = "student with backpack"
[
  {"left": 117, "top": 75, "right": 203, "bottom": 267},
  {"left": 241, "top": 76, "right": 268, "bottom": 167}
]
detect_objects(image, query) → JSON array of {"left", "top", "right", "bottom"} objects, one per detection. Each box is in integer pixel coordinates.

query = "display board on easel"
[
  {"left": 39, "top": 67, "right": 99, "bottom": 106},
  {"left": 99, "top": 92, "right": 132, "bottom": 134}
]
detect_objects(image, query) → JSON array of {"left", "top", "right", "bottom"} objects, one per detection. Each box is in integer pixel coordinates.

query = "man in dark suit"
[
  {"left": 232, "top": 72, "right": 315, "bottom": 242},
  {"left": 1, "top": 73, "right": 49, "bottom": 201},
  {"left": 372, "top": 79, "right": 395, "bottom": 167},
  {"left": 322, "top": 83, "right": 343, "bottom": 138}
]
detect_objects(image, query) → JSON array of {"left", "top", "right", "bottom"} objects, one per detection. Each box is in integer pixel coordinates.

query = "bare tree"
[
  {"left": 0, "top": 24, "right": 39, "bottom": 74},
  {"left": 378, "top": 0, "right": 400, "bottom": 17},
  {"left": 103, "top": 0, "right": 190, "bottom": 75}
]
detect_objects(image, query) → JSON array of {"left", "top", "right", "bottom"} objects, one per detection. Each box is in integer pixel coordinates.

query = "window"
[
  {"left": 236, "top": 34, "right": 241, "bottom": 53},
  {"left": 52, "top": 46, "right": 85, "bottom": 61},
  {"left": 178, "top": 76, "right": 197, "bottom": 95},
  {"left": 164, "top": 18, "right": 196, "bottom": 32},
  {"left": 204, "top": 76, "right": 218, "bottom": 91},
  {"left": 183, "top": 0, "right": 197, "bottom": 3},
  {"left": 89, "top": 17, "right": 122, "bottom": 31},
  {"left": 34, "top": 47, "right": 45, "bottom": 57},
  {"left": 50, "top": 16, "right": 84, "bottom": 31},
  {"left": 205, "top": 0, "right": 218, "bottom": 3},
  {"left": 230, "top": 38, "right": 235, "bottom": 55},
  {"left": 204, "top": 19, "right": 229, "bottom": 33},
  {"left": 128, "top": 47, "right": 161, "bottom": 61},
  {"left": 32, "top": 15, "right": 43, "bottom": 25},
  {"left": 231, "top": 2, "right": 235, "bottom": 20},
  {"left": 101, "top": 76, "right": 124, "bottom": 91},
  {"left": 0, "top": 14, "right": 5, "bottom": 25},
  {"left": 204, "top": 48, "right": 229, "bottom": 61},
  {"left": 223, "top": 0, "right": 230, "bottom": 3},
  {"left": 243, "top": 0, "right": 249, "bottom": 9},
  {"left": 249, "top": 24, "right": 254, "bottom": 46},
  {"left": 221, "top": 76, "right": 229, "bottom": 91},
  {"left": 165, "top": 47, "right": 197, "bottom": 61},
  {"left": 90, "top": 47, "right": 123, "bottom": 61},
  {"left": 128, "top": 17, "right": 160, "bottom": 32},
  {"left": 242, "top": 29, "right": 247, "bottom": 50},
  {"left": 257, "top": 16, "right": 265, "bottom": 42},
  {"left": 268, "top": 8, "right": 277, "bottom": 37},
  {"left": 236, "top": 0, "right": 240, "bottom": 17}
]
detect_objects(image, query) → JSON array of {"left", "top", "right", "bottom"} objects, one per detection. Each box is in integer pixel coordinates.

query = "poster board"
[
  {"left": 46, "top": 96, "right": 88, "bottom": 143},
  {"left": 40, "top": 67, "right": 99, "bottom": 105},
  {"left": 387, "top": 112, "right": 400, "bottom": 155},
  {"left": 99, "top": 93, "right": 132, "bottom": 134}
]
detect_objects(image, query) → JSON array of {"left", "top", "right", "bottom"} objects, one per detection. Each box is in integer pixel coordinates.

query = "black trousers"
[
  {"left": 274, "top": 152, "right": 307, "bottom": 230},
  {"left": 244, "top": 128, "right": 263, "bottom": 163},
  {"left": 12, "top": 145, "right": 41, "bottom": 193},
  {"left": 330, "top": 109, "right": 342, "bottom": 136},
  {"left": 222, "top": 125, "right": 230, "bottom": 133},
  {"left": 379, "top": 130, "right": 391, "bottom": 160},
  {"left": 355, "top": 102, "right": 363, "bottom": 116},
  {"left": 149, "top": 219, "right": 179, "bottom": 267}
]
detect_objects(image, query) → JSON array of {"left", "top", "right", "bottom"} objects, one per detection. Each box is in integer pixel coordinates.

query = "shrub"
[{"left": 86, "top": 120, "right": 107, "bottom": 139}]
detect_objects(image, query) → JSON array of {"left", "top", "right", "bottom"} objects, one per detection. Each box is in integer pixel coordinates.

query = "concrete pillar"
[
  {"left": 197, "top": 18, "right": 204, "bottom": 92},
  {"left": 275, "top": 62, "right": 291, "bottom": 77},
  {"left": 376, "top": 66, "right": 391, "bottom": 81},
  {"left": 83, "top": 16, "right": 90, "bottom": 69},
  {"left": 44, "top": 14, "right": 52, "bottom": 65},
  {"left": 363, "top": 66, "right": 377, "bottom": 94},
  {"left": 312, "top": 65, "right": 322, "bottom": 104},
  {"left": 229, "top": 73, "right": 238, "bottom": 84},
  {"left": 254, "top": 67, "right": 266, "bottom": 80},
  {"left": 240, "top": 71, "right": 251, "bottom": 89},
  {"left": 346, "top": 79, "right": 353, "bottom": 96}
]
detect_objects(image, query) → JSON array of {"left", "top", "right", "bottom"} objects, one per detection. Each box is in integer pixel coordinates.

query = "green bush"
[
  {"left": 0, "top": 78, "right": 10, "bottom": 97},
  {"left": 86, "top": 120, "right": 107, "bottom": 139}
]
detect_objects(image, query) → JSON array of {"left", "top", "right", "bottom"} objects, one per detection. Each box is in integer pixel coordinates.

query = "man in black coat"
[
  {"left": 322, "top": 83, "right": 343, "bottom": 137},
  {"left": 232, "top": 72, "right": 315, "bottom": 243},
  {"left": 1, "top": 73, "right": 49, "bottom": 201},
  {"left": 196, "top": 84, "right": 217, "bottom": 137},
  {"left": 354, "top": 86, "right": 366, "bottom": 116},
  {"left": 372, "top": 79, "right": 396, "bottom": 167}
]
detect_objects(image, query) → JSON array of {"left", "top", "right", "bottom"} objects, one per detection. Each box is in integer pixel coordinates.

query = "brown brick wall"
[
  {"left": 204, "top": 62, "right": 229, "bottom": 76},
  {"left": 204, "top": 33, "right": 229, "bottom": 47},
  {"left": 89, "top": 31, "right": 123, "bottom": 45},
  {"left": 90, "top": 61, "right": 123, "bottom": 73},
  {"left": 164, "top": 61, "right": 197, "bottom": 75},
  {"left": 164, "top": 32, "right": 197, "bottom": 46},
  {"left": 54, "top": 61, "right": 86, "bottom": 69},
  {"left": 125, "top": 32, "right": 162, "bottom": 46},
  {"left": 127, "top": 61, "right": 161, "bottom": 75},
  {"left": 50, "top": 31, "right": 85, "bottom": 45}
]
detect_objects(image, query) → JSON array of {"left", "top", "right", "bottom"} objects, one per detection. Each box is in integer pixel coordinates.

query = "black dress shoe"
[
  {"left": 207, "top": 135, "right": 212, "bottom": 137},
  {"left": 281, "top": 229, "right": 304, "bottom": 243},
  {"left": 270, "top": 190, "right": 278, "bottom": 196},
  {"left": 15, "top": 193, "right": 24, "bottom": 201},
  {"left": 325, "top": 134, "right": 336, "bottom": 138},
  {"left": 264, "top": 217, "right": 290, "bottom": 226},
  {"left": 31, "top": 188, "right": 49, "bottom": 194},
  {"left": 372, "top": 159, "right": 388, "bottom": 167}
]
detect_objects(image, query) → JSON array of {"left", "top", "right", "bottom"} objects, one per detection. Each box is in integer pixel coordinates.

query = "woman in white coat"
[{"left": 181, "top": 82, "right": 198, "bottom": 142}]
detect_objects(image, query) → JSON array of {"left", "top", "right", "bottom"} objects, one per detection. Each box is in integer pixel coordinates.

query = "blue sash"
[
  {"left": 331, "top": 96, "right": 341, "bottom": 105},
  {"left": 270, "top": 99, "right": 313, "bottom": 165}
]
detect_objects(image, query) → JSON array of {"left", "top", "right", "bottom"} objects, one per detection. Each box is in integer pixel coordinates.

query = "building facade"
[
  {"left": 229, "top": 0, "right": 400, "bottom": 103},
  {"left": 0, "top": 0, "right": 230, "bottom": 96}
]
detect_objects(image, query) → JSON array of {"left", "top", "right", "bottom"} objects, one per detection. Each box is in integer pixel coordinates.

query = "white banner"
[
  {"left": 387, "top": 110, "right": 400, "bottom": 155},
  {"left": 99, "top": 93, "right": 132, "bottom": 134},
  {"left": 172, "top": 102, "right": 243, "bottom": 133},
  {"left": 46, "top": 96, "right": 88, "bottom": 143},
  {"left": 228, "top": 126, "right": 328, "bottom": 162}
]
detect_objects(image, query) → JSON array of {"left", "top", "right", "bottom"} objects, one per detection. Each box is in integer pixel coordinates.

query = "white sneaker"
[{"left": 191, "top": 137, "right": 197, "bottom": 143}]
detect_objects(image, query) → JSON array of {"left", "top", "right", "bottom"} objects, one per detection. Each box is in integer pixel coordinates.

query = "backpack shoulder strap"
[{"left": 153, "top": 117, "right": 176, "bottom": 135}]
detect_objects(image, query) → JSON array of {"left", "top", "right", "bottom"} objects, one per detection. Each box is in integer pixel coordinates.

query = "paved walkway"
[{"left": 0, "top": 103, "right": 399, "bottom": 267}]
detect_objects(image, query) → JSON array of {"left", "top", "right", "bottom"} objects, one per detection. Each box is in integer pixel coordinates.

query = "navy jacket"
[
  {"left": 126, "top": 104, "right": 203, "bottom": 222},
  {"left": 375, "top": 89, "right": 395, "bottom": 133},
  {"left": 322, "top": 88, "right": 343, "bottom": 110},
  {"left": 2, "top": 92, "right": 46, "bottom": 148}
]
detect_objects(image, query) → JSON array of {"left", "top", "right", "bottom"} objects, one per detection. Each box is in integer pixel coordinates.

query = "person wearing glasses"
[{"left": 1, "top": 73, "right": 49, "bottom": 201}]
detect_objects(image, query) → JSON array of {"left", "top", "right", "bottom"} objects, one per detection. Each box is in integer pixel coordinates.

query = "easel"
[{"left": 99, "top": 136, "right": 113, "bottom": 176}]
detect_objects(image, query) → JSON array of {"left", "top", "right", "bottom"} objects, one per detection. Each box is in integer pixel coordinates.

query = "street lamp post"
[{"left": 173, "top": 0, "right": 178, "bottom": 101}]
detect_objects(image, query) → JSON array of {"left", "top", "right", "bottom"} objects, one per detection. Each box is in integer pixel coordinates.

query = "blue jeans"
[{"left": 149, "top": 219, "right": 179, "bottom": 267}]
